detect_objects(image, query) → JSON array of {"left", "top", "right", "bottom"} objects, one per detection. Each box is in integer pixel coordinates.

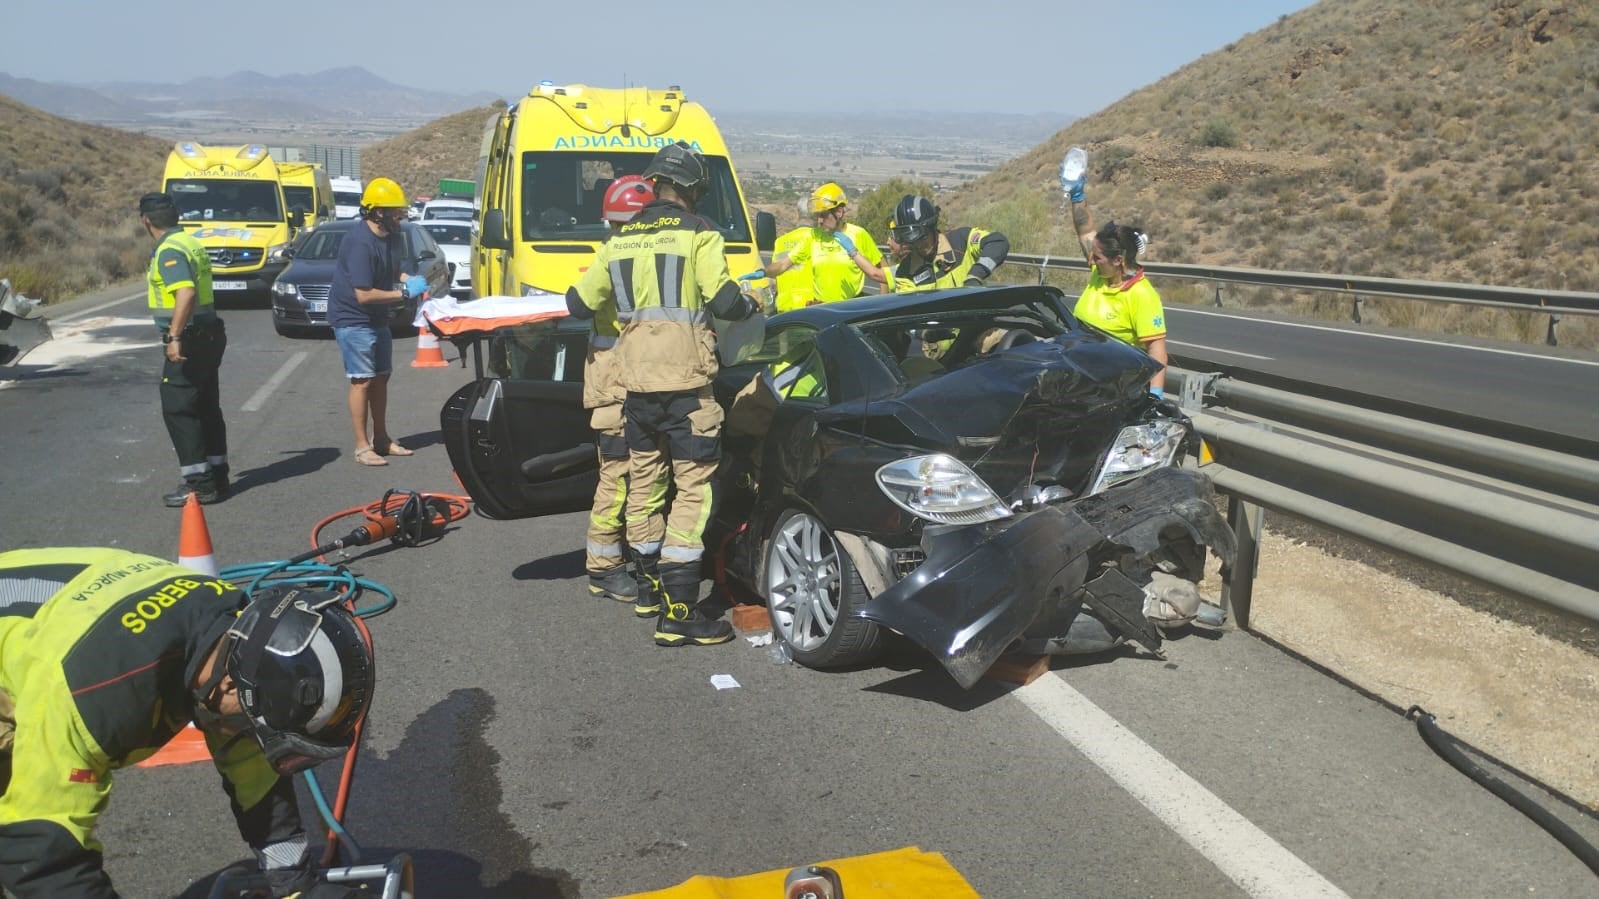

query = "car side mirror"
[
  {"left": 288, "top": 210, "right": 306, "bottom": 229},
  {"left": 418, "top": 250, "right": 438, "bottom": 261},
  {"left": 480, "top": 209, "right": 510, "bottom": 250},
  {"left": 755, "top": 211, "right": 777, "bottom": 253}
]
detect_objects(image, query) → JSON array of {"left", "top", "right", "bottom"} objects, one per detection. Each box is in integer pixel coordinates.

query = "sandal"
[
  {"left": 353, "top": 446, "right": 389, "bottom": 467},
  {"left": 375, "top": 439, "right": 414, "bottom": 457}
]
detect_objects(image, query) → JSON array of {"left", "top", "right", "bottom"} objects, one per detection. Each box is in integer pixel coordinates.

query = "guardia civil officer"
[
  {"left": 0, "top": 547, "right": 374, "bottom": 898},
  {"left": 566, "top": 143, "right": 757, "bottom": 647},
  {"left": 141, "top": 192, "right": 229, "bottom": 507},
  {"left": 887, "top": 194, "right": 1010, "bottom": 292}
]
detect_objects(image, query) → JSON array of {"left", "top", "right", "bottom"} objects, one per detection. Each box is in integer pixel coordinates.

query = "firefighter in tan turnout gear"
[
  {"left": 566, "top": 144, "right": 757, "bottom": 646},
  {"left": 584, "top": 176, "right": 656, "bottom": 607}
]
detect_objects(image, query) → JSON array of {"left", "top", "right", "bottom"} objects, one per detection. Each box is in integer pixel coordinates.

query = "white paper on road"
[{"left": 710, "top": 674, "right": 741, "bottom": 691}]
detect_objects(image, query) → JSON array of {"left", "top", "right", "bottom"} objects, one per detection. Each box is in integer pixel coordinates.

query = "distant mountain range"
[{"left": 0, "top": 67, "right": 502, "bottom": 124}]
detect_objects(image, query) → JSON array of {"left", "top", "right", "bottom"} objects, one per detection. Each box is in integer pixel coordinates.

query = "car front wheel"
[{"left": 764, "top": 509, "right": 881, "bottom": 669}]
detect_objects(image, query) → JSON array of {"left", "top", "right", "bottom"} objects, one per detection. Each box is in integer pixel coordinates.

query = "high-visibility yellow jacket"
[
  {"left": 0, "top": 548, "right": 302, "bottom": 899},
  {"left": 146, "top": 227, "right": 216, "bottom": 328},
  {"left": 892, "top": 226, "right": 1009, "bottom": 293},
  {"left": 570, "top": 199, "right": 753, "bottom": 393}
]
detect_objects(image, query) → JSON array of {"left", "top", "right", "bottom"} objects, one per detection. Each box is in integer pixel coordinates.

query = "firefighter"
[
  {"left": 565, "top": 143, "right": 757, "bottom": 647},
  {"left": 887, "top": 194, "right": 1010, "bottom": 293},
  {"left": 141, "top": 192, "right": 230, "bottom": 507},
  {"left": 584, "top": 175, "right": 656, "bottom": 608},
  {"left": 741, "top": 183, "right": 890, "bottom": 304},
  {"left": 0, "top": 548, "right": 375, "bottom": 899}
]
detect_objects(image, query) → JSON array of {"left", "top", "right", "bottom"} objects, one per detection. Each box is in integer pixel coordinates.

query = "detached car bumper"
[{"left": 858, "top": 467, "right": 1235, "bottom": 689}]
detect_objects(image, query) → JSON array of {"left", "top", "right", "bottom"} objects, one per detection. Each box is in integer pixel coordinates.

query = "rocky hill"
[
  {"left": 359, "top": 105, "right": 503, "bottom": 199},
  {"left": 0, "top": 93, "right": 170, "bottom": 299},
  {"left": 939, "top": 0, "right": 1597, "bottom": 345}
]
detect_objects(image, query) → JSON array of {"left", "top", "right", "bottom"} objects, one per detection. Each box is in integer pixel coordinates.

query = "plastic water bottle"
[{"left": 1060, "top": 146, "right": 1088, "bottom": 184}]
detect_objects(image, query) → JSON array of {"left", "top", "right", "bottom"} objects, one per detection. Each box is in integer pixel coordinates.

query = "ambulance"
[
  {"left": 474, "top": 83, "right": 775, "bottom": 300},
  {"left": 330, "top": 175, "right": 363, "bottom": 219},
  {"left": 278, "top": 162, "right": 335, "bottom": 229},
  {"left": 161, "top": 142, "right": 303, "bottom": 300}
]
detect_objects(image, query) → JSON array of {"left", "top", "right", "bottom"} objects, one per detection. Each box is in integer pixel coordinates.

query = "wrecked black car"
[{"left": 442, "top": 284, "right": 1235, "bottom": 688}]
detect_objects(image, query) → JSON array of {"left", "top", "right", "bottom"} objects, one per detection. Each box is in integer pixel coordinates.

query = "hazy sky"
[{"left": 8, "top": 0, "right": 1316, "bottom": 117}]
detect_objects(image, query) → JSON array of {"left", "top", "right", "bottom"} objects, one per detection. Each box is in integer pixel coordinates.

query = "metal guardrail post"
[
  {"left": 1351, "top": 294, "right": 1364, "bottom": 324},
  {"left": 1214, "top": 281, "right": 1225, "bottom": 307},
  {"left": 1037, "top": 255, "right": 1049, "bottom": 286},
  {"left": 1222, "top": 496, "right": 1263, "bottom": 631},
  {"left": 1547, "top": 313, "right": 1560, "bottom": 347}
]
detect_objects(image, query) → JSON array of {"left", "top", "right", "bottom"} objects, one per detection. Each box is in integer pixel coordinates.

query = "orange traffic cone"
[
  {"left": 178, "top": 492, "right": 219, "bottom": 576},
  {"left": 411, "top": 324, "right": 448, "bottom": 368},
  {"left": 136, "top": 724, "right": 211, "bottom": 768}
]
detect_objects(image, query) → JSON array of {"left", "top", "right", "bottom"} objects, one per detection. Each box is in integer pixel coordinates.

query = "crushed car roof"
[{"left": 769, "top": 284, "right": 1070, "bottom": 327}]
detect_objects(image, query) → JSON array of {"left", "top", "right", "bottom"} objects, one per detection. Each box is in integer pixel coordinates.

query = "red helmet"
[{"left": 602, "top": 175, "right": 655, "bottom": 224}]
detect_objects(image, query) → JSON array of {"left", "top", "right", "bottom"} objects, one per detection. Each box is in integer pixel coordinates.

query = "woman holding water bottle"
[{"left": 1060, "top": 147, "right": 1169, "bottom": 399}]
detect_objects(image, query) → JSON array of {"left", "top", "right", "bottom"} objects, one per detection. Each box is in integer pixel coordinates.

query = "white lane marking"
[
  {"left": 1015, "top": 676, "right": 1348, "bottom": 898},
  {"left": 241, "top": 352, "right": 308, "bottom": 412},
  {"left": 50, "top": 292, "right": 143, "bottom": 324},
  {"left": 1170, "top": 341, "right": 1274, "bottom": 361},
  {"left": 1173, "top": 307, "right": 1599, "bottom": 367}
]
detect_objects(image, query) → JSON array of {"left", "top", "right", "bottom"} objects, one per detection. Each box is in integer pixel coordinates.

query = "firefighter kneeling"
[{"left": 565, "top": 143, "right": 757, "bottom": 647}]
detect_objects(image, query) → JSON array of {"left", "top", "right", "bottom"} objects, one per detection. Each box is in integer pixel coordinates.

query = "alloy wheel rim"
[{"left": 767, "top": 514, "right": 842, "bottom": 652}]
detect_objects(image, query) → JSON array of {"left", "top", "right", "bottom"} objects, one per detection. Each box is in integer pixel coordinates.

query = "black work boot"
[
  {"left": 653, "top": 561, "right": 733, "bottom": 647},
  {"left": 631, "top": 553, "right": 664, "bottom": 618},
  {"left": 212, "top": 464, "right": 231, "bottom": 496},
  {"left": 588, "top": 566, "right": 638, "bottom": 603},
  {"left": 164, "top": 477, "right": 223, "bottom": 508}
]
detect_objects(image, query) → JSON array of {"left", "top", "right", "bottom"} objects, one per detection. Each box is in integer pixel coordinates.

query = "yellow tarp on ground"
[{"left": 614, "top": 845, "right": 981, "bottom": 898}]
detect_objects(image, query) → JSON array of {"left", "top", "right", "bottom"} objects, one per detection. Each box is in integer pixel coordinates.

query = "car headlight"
[
  {"left": 876, "top": 454, "right": 1012, "bottom": 525},
  {"left": 266, "top": 242, "right": 289, "bottom": 262},
  {"left": 1086, "top": 420, "right": 1187, "bottom": 495},
  {"left": 271, "top": 280, "right": 298, "bottom": 298}
]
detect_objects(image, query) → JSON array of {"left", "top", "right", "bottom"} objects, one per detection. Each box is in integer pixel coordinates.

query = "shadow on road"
[
  {"left": 512, "top": 549, "right": 585, "bottom": 582},
  {"left": 230, "top": 447, "right": 341, "bottom": 497}
]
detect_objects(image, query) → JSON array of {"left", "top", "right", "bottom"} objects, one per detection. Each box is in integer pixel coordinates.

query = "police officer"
[
  {"left": 141, "top": 192, "right": 229, "bottom": 507},
  {"left": 887, "top": 194, "right": 1010, "bottom": 293},
  {"left": 566, "top": 142, "right": 757, "bottom": 647},
  {"left": 584, "top": 175, "right": 656, "bottom": 608},
  {"left": 0, "top": 548, "right": 375, "bottom": 899}
]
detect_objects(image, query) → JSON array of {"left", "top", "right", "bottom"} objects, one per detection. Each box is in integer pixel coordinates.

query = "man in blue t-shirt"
[{"left": 329, "top": 177, "right": 428, "bottom": 467}]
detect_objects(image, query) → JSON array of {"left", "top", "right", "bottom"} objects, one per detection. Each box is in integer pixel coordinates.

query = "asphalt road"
[
  {"left": 4, "top": 293, "right": 1599, "bottom": 898},
  {"left": 1165, "top": 305, "right": 1599, "bottom": 446}
]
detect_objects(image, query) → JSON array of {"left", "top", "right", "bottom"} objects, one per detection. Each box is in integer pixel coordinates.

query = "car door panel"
[{"left": 441, "top": 376, "right": 596, "bottom": 519}]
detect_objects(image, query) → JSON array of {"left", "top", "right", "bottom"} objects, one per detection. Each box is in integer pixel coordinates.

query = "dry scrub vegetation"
[
  {"left": 360, "top": 104, "right": 503, "bottom": 199},
  {"left": 0, "top": 94, "right": 170, "bottom": 301},
  {"left": 941, "top": 0, "right": 1599, "bottom": 349}
]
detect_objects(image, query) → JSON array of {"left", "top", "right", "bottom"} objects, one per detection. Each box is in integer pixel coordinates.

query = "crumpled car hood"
[{"left": 835, "top": 333, "right": 1162, "bottom": 496}]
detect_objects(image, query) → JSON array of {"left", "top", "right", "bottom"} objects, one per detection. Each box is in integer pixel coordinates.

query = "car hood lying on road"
[{"left": 820, "top": 331, "right": 1162, "bottom": 498}]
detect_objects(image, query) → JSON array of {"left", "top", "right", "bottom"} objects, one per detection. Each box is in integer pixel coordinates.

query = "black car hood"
[
  {"left": 277, "top": 258, "right": 338, "bottom": 284},
  {"left": 826, "top": 332, "right": 1161, "bottom": 497}
]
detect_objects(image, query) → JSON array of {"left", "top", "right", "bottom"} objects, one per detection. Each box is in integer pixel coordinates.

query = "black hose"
[{"left": 1407, "top": 706, "right": 1599, "bottom": 878}]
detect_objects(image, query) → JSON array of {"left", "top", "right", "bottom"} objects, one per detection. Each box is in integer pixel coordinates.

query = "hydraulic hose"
[{"left": 1407, "top": 706, "right": 1599, "bottom": 879}]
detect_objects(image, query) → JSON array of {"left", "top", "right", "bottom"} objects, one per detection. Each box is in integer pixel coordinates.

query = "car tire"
[{"left": 764, "top": 508, "right": 882, "bottom": 669}]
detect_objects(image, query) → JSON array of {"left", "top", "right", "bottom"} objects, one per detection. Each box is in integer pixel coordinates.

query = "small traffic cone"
[
  {"left": 178, "top": 492, "right": 219, "bottom": 576},
  {"left": 411, "top": 325, "right": 448, "bottom": 368},
  {"left": 136, "top": 724, "right": 211, "bottom": 768}
]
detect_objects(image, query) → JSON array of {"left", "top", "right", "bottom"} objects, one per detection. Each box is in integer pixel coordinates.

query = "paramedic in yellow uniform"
[{"left": 743, "top": 183, "right": 888, "bottom": 307}]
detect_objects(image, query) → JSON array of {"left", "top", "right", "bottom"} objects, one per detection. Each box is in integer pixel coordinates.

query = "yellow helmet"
[
  {"left": 808, "top": 182, "right": 847, "bottom": 215},
  {"left": 360, "top": 177, "right": 408, "bottom": 210}
]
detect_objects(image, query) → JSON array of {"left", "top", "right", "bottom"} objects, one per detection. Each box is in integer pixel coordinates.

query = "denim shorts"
[{"left": 333, "top": 326, "right": 392, "bottom": 379}]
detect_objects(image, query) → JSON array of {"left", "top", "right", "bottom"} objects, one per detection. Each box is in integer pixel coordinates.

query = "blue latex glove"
[
  {"left": 1149, "top": 386, "right": 1165, "bottom": 400},
  {"left": 737, "top": 269, "right": 766, "bottom": 281},
  {"left": 401, "top": 275, "right": 430, "bottom": 301},
  {"left": 831, "top": 230, "right": 858, "bottom": 256}
]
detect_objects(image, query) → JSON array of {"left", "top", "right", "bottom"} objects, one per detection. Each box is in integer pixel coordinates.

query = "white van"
[{"left": 331, "top": 176, "right": 363, "bottom": 220}]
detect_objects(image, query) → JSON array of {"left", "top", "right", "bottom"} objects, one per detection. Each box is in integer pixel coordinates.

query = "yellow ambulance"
[
  {"left": 474, "top": 82, "right": 775, "bottom": 299},
  {"left": 278, "top": 162, "right": 335, "bottom": 229},
  {"left": 161, "top": 142, "right": 303, "bottom": 301}
]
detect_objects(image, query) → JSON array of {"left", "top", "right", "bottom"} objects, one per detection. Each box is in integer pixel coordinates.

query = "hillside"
[
  {"left": 941, "top": 0, "right": 1599, "bottom": 347},
  {"left": 359, "top": 105, "right": 503, "bottom": 199},
  {"left": 0, "top": 93, "right": 170, "bottom": 299}
]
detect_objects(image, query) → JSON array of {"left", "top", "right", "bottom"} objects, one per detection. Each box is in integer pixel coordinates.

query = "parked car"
[
  {"left": 270, "top": 220, "right": 453, "bottom": 337},
  {"left": 421, "top": 198, "right": 474, "bottom": 223},
  {"left": 440, "top": 284, "right": 1235, "bottom": 687},
  {"left": 418, "top": 220, "right": 473, "bottom": 300}
]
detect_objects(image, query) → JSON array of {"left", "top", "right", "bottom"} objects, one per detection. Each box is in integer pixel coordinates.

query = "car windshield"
[
  {"left": 851, "top": 294, "right": 1076, "bottom": 384},
  {"left": 425, "top": 207, "right": 474, "bottom": 221},
  {"left": 166, "top": 178, "right": 284, "bottom": 222},
  {"left": 293, "top": 228, "right": 348, "bottom": 260},
  {"left": 423, "top": 224, "right": 472, "bottom": 245},
  {"left": 517, "top": 151, "right": 751, "bottom": 243},
  {"left": 333, "top": 191, "right": 362, "bottom": 207}
]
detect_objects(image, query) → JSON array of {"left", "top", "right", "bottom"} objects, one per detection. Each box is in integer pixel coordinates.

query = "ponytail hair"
[{"left": 1095, "top": 221, "right": 1148, "bottom": 269}]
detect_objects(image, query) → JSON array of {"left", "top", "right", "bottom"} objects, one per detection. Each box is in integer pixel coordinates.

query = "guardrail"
[
  {"left": 1004, "top": 252, "right": 1599, "bottom": 346},
  {"left": 1166, "top": 367, "right": 1599, "bottom": 630}
]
